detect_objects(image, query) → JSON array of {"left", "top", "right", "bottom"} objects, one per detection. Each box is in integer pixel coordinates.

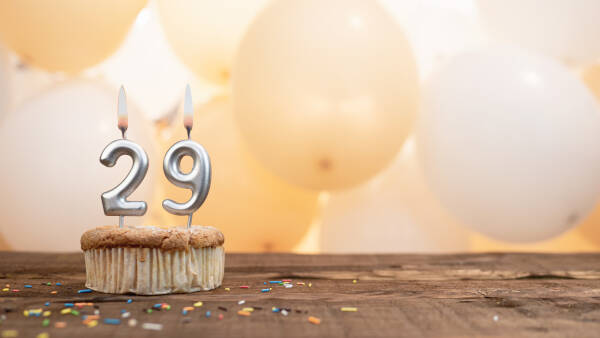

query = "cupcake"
[{"left": 81, "top": 225, "right": 224, "bottom": 295}]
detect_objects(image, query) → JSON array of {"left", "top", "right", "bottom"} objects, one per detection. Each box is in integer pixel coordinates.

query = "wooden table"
[{"left": 1, "top": 252, "right": 600, "bottom": 337}]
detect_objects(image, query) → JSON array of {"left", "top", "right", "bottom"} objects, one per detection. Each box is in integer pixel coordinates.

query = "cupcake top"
[{"left": 81, "top": 225, "right": 224, "bottom": 251}]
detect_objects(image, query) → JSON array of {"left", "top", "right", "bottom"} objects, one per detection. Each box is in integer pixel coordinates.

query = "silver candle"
[
  {"left": 162, "top": 85, "right": 212, "bottom": 228},
  {"left": 100, "top": 86, "right": 149, "bottom": 228}
]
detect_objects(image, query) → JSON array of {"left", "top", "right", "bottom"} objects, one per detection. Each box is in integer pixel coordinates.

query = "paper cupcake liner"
[{"left": 83, "top": 246, "right": 224, "bottom": 295}]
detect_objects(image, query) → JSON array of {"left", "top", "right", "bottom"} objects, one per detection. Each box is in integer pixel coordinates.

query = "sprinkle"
[
  {"left": 104, "top": 318, "right": 121, "bottom": 325},
  {"left": 261, "top": 288, "right": 270, "bottom": 292},
  {"left": 46, "top": 282, "right": 51, "bottom": 286},
  {"left": 272, "top": 307, "right": 280, "bottom": 313},
  {"left": 87, "top": 320, "right": 98, "bottom": 328},
  {"left": 1, "top": 289, "right": 7, "bottom": 292},
  {"left": 308, "top": 316, "right": 321, "bottom": 325},
  {"left": 341, "top": 307, "right": 358, "bottom": 312},
  {"left": 153, "top": 304, "right": 162, "bottom": 309},
  {"left": 11, "top": 289, "right": 19, "bottom": 292},
  {"left": 237, "top": 300, "right": 245, "bottom": 305},
  {"left": 42, "top": 318, "right": 50, "bottom": 327},
  {"left": 193, "top": 301, "right": 203, "bottom": 307},
  {"left": 284, "top": 284, "right": 293, "bottom": 289},
  {"left": 44, "top": 302, "right": 49, "bottom": 306},
  {"left": 264, "top": 282, "right": 267, "bottom": 285},
  {"left": 218, "top": 314, "right": 224, "bottom": 320},
  {"left": 55, "top": 283, "right": 62, "bottom": 286},
  {"left": 60, "top": 308, "right": 71, "bottom": 315},
  {"left": 224, "top": 288, "right": 230, "bottom": 291},
  {"left": 183, "top": 306, "right": 194, "bottom": 312},
  {"left": 205, "top": 311, "right": 211, "bottom": 318},
  {"left": 162, "top": 304, "right": 171, "bottom": 310},
  {"left": 94, "top": 310, "right": 100, "bottom": 315},
  {"left": 269, "top": 281, "right": 282, "bottom": 284},
  {"left": 182, "top": 310, "right": 188, "bottom": 315},
  {"left": 78, "top": 289, "right": 92, "bottom": 294},
  {"left": 240, "top": 285, "right": 249, "bottom": 289},
  {"left": 23, "top": 310, "right": 29, "bottom": 317},
  {"left": 308, "top": 283, "right": 312, "bottom": 287},
  {"left": 145, "top": 309, "right": 153, "bottom": 314},
  {"left": 82, "top": 315, "right": 99, "bottom": 323},
  {"left": 36, "top": 333, "right": 49, "bottom": 338},
  {"left": 1, "top": 330, "right": 18, "bottom": 338},
  {"left": 50, "top": 291, "right": 57, "bottom": 295},
  {"left": 242, "top": 307, "right": 254, "bottom": 312},
  {"left": 128, "top": 319, "right": 137, "bottom": 327},
  {"left": 54, "top": 321, "right": 67, "bottom": 328},
  {"left": 353, "top": 279, "right": 357, "bottom": 284},
  {"left": 218, "top": 306, "right": 227, "bottom": 312},
  {"left": 127, "top": 299, "right": 132, "bottom": 304},
  {"left": 282, "top": 279, "right": 292, "bottom": 282},
  {"left": 70, "top": 310, "right": 80, "bottom": 316},
  {"left": 121, "top": 312, "right": 131, "bottom": 318},
  {"left": 493, "top": 315, "right": 499, "bottom": 322},
  {"left": 142, "top": 323, "right": 163, "bottom": 331},
  {"left": 64, "top": 303, "right": 74, "bottom": 308},
  {"left": 237, "top": 310, "right": 251, "bottom": 317},
  {"left": 24, "top": 285, "right": 32, "bottom": 288},
  {"left": 43, "top": 311, "right": 51, "bottom": 317},
  {"left": 281, "top": 309, "right": 289, "bottom": 316}
]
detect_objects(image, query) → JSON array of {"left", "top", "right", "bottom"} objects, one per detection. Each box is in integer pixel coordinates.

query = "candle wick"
[
  {"left": 187, "top": 214, "right": 193, "bottom": 229},
  {"left": 186, "top": 127, "right": 191, "bottom": 140},
  {"left": 119, "top": 215, "right": 124, "bottom": 228},
  {"left": 120, "top": 127, "right": 127, "bottom": 139}
]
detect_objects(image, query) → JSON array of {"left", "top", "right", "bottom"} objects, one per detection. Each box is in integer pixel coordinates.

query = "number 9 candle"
[
  {"left": 99, "top": 86, "right": 149, "bottom": 228},
  {"left": 162, "top": 85, "right": 212, "bottom": 228}
]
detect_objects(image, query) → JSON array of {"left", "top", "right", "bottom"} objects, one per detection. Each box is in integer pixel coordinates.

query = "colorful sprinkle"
[
  {"left": 54, "top": 321, "right": 67, "bottom": 328},
  {"left": 284, "top": 284, "right": 293, "bottom": 289},
  {"left": 240, "top": 285, "right": 249, "bottom": 289},
  {"left": 183, "top": 306, "right": 194, "bottom": 312},
  {"left": 42, "top": 318, "right": 50, "bottom": 327},
  {"left": 272, "top": 307, "right": 280, "bottom": 313},
  {"left": 60, "top": 308, "right": 72, "bottom": 315},
  {"left": 182, "top": 310, "right": 188, "bottom": 315},
  {"left": 46, "top": 282, "right": 51, "bottom": 286},
  {"left": 297, "top": 282, "right": 305, "bottom": 285},
  {"left": 193, "top": 301, "right": 203, "bottom": 307},
  {"left": 353, "top": 279, "right": 357, "bottom": 284},
  {"left": 11, "top": 289, "right": 19, "bottom": 292},
  {"left": 87, "top": 320, "right": 98, "bottom": 328},
  {"left": 308, "top": 316, "right": 321, "bottom": 325},
  {"left": 341, "top": 307, "right": 358, "bottom": 312},
  {"left": 224, "top": 288, "right": 230, "bottom": 291},
  {"left": 308, "top": 283, "right": 312, "bottom": 287},
  {"left": 127, "top": 299, "right": 133, "bottom": 304},
  {"left": 205, "top": 311, "right": 211, "bottom": 318},
  {"left": 36, "top": 333, "right": 49, "bottom": 338},
  {"left": 128, "top": 319, "right": 138, "bottom": 327},
  {"left": 1, "top": 288, "right": 7, "bottom": 292},
  {"left": 44, "top": 302, "right": 50, "bottom": 306},
  {"left": 269, "top": 281, "right": 281, "bottom": 284},
  {"left": 121, "top": 312, "right": 131, "bottom": 318},
  {"left": 71, "top": 310, "right": 80, "bottom": 316},
  {"left": 282, "top": 279, "right": 292, "bottom": 282},
  {"left": 50, "top": 291, "right": 57, "bottom": 295},
  {"left": 55, "top": 283, "right": 62, "bottom": 286},
  {"left": 237, "top": 310, "right": 251, "bottom": 317},
  {"left": 281, "top": 309, "right": 289, "bottom": 316},
  {"left": 261, "top": 288, "right": 270, "bottom": 292},
  {"left": 43, "top": 311, "right": 51, "bottom": 317},
  {"left": 104, "top": 318, "right": 121, "bottom": 325},
  {"left": 1, "top": 330, "right": 18, "bottom": 338},
  {"left": 64, "top": 303, "right": 74, "bottom": 308},
  {"left": 242, "top": 307, "right": 254, "bottom": 312},
  {"left": 24, "top": 285, "right": 32, "bottom": 288},
  {"left": 78, "top": 289, "right": 92, "bottom": 294},
  {"left": 218, "top": 313, "right": 224, "bottom": 320},
  {"left": 238, "top": 300, "right": 245, "bottom": 305},
  {"left": 142, "top": 323, "right": 163, "bottom": 331}
]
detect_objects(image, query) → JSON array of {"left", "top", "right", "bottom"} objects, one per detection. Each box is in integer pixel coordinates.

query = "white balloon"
[
  {"left": 0, "top": 80, "right": 158, "bottom": 251},
  {"left": 321, "top": 138, "right": 470, "bottom": 253},
  {"left": 0, "top": 44, "right": 10, "bottom": 119},
  {"left": 96, "top": 3, "right": 207, "bottom": 121},
  {"left": 478, "top": 0, "right": 600, "bottom": 65},
  {"left": 417, "top": 46, "right": 600, "bottom": 242}
]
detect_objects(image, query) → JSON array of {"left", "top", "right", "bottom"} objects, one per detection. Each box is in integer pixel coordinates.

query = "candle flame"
[
  {"left": 117, "top": 86, "right": 128, "bottom": 135},
  {"left": 183, "top": 84, "right": 193, "bottom": 132}
]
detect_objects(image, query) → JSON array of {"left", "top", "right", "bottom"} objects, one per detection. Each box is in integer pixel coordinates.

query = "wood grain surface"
[{"left": 1, "top": 252, "right": 600, "bottom": 337}]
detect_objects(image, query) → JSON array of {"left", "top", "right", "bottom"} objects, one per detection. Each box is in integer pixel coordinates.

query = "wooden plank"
[{"left": 1, "top": 252, "right": 600, "bottom": 337}]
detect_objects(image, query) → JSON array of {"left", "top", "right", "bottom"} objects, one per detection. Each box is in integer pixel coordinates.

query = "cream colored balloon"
[
  {"left": 0, "top": 0, "right": 147, "bottom": 73},
  {"left": 157, "top": 97, "right": 319, "bottom": 252},
  {"left": 233, "top": 0, "right": 419, "bottom": 190},
  {"left": 0, "top": 80, "right": 158, "bottom": 251},
  {"left": 321, "top": 137, "right": 470, "bottom": 253},
  {"left": 158, "top": 0, "right": 269, "bottom": 85}
]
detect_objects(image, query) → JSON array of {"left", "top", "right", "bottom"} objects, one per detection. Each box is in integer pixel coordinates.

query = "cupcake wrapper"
[{"left": 84, "top": 246, "right": 224, "bottom": 295}]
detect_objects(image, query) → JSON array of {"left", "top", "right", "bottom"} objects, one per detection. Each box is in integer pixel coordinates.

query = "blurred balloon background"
[{"left": 1, "top": 0, "right": 600, "bottom": 253}]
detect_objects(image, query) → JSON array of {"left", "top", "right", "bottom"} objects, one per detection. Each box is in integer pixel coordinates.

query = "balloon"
[
  {"left": 98, "top": 3, "right": 207, "bottom": 121},
  {"left": 0, "top": 0, "right": 147, "bottom": 73},
  {"left": 158, "top": 0, "right": 269, "bottom": 85},
  {"left": 321, "top": 137, "right": 470, "bottom": 253},
  {"left": 0, "top": 44, "right": 10, "bottom": 119},
  {"left": 0, "top": 80, "right": 158, "bottom": 251},
  {"left": 155, "top": 97, "right": 319, "bottom": 252},
  {"left": 417, "top": 46, "right": 600, "bottom": 243},
  {"left": 233, "top": 0, "right": 419, "bottom": 190},
  {"left": 477, "top": 0, "right": 600, "bottom": 66}
]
